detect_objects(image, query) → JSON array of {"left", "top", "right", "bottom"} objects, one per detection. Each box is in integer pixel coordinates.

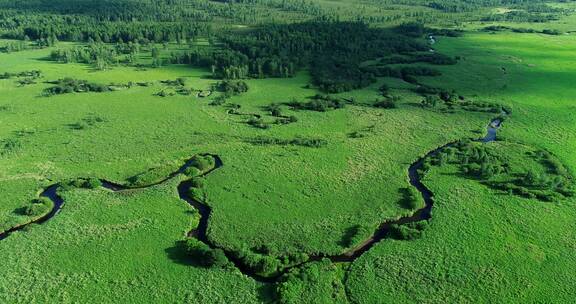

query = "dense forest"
[
  {"left": 0, "top": 0, "right": 571, "bottom": 44},
  {"left": 172, "top": 22, "right": 439, "bottom": 92},
  {"left": 1, "top": 0, "right": 568, "bottom": 93}
]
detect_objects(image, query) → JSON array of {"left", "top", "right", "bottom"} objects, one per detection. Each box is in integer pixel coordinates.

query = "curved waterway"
[{"left": 0, "top": 116, "right": 504, "bottom": 283}]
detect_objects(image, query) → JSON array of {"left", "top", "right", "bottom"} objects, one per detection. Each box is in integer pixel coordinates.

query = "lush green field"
[
  {"left": 0, "top": 179, "right": 264, "bottom": 303},
  {"left": 0, "top": 40, "right": 492, "bottom": 254},
  {"left": 346, "top": 31, "right": 576, "bottom": 303},
  {"left": 0, "top": 35, "right": 500, "bottom": 301},
  {"left": 1, "top": 0, "right": 575, "bottom": 302}
]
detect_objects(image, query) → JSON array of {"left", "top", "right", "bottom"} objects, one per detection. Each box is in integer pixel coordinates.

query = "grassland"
[
  {"left": 1, "top": 3, "right": 575, "bottom": 302},
  {"left": 0, "top": 36, "right": 495, "bottom": 301},
  {"left": 346, "top": 30, "right": 576, "bottom": 303}
]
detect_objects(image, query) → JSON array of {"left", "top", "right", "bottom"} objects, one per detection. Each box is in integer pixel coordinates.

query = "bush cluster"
[
  {"left": 217, "top": 80, "right": 249, "bottom": 96},
  {"left": 246, "top": 117, "right": 270, "bottom": 129},
  {"left": 400, "top": 187, "right": 423, "bottom": 210},
  {"left": 420, "top": 90, "right": 505, "bottom": 114},
  {"left": 379, "top": 53, "right": 458, "bottom": 65},
  {"left": 248, "top": 136, "right": 327, "bottom": 148},
  {"left": 43, "top": 78, "right": 110, "bottom": 96},
  {"left": 59, "top": 178, "right": 102, "bottom": 190},
  {"left": 0, "top": 70, "right": 42, "bottom": 79},
  {"left": 182, "top": 239, "right": 229, "bottom": 268},
  {"left": 287, "top": 95, "right": 346, "bottom": 112},
  {"left": 20, "top": 197, "right": 53, "bottom": 217},
  {"left": 232, "top": 245, "right": 309, "bottom": 277},
  {"left": 373, "top": 99, "right": 397, "bottom": 109},
  {"left": 423, "top": 140, "right": 574, "bottom": 202},
  {"left": 388, "top": 221, "right": 428, "bottom": 240},
  {"left": 189, "top": 155, "right": 216, "bottom": 172}
]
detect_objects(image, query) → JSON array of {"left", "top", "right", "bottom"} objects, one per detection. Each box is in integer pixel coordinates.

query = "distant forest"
[{"left": 0, "top": 0, "right": 570, "bottom": 92}]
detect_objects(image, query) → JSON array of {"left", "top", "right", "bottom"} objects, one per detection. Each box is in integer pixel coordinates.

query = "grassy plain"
[
  {"left": 0, "top": 10, "right": 575, "bottom": 303},
  {"left": 346, "top": 30, "right": 576, "bottom": 303},
  {"left": 0, "top": 36, "right": 494, "bottom": 301}
]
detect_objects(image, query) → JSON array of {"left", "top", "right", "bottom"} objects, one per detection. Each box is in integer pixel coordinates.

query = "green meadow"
[
  {"left": 347, "top": 31, "right": 576, "bottom": 303},
  {"left": 0, "top": 0, "right": 575, "bottom": 302}
]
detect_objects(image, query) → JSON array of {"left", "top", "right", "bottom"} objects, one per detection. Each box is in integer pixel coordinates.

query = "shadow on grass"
[{"left": 165, "top": 240, "right": 200, "bottom": 266}]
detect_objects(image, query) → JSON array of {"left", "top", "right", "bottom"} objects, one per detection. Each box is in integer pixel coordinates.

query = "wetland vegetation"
[{"left": 0, "top": 0, "right": 575, "bottom": 303}]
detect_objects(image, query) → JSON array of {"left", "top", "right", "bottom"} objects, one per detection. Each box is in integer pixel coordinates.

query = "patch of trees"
[
  {"left": 419, "top": 89, "right": 506, "bottom": 114},
  {"left": 169, "top": 48, "right": 213, "bottom": 66},
  {"left": 189, "top": 155, "right": 216, "bottom": 172},
  {"left": 348, "top": 125, "right": 376, "bottom": 139},
  {"left": 17, "top": 197, "right": 53, "bottom": 217},
  {"left": 231, "top": 105, "right": 297, "bottom": 128},
  {"left": 274, "top": 115, "right": 299, "bottom": 125},
  {"left": 388, "top": 221, "right": 428, "bottom": 240},
  {"left": 373, "top": 99, "right": 398, "bottom": 109},
  {"left": 287, "top": 95, "right": 346, "bottom": 112},
  {"left": 0, "top": 40, "right": 29, "bottom": 53},
  {"left": 217, "top": 80, "right": 249, "bottom": 96},
  {"left": 232, "top": 244, "right": 309, "bottom": 277},
  {"left": 483, "top": 25, "right": 563, "bottom": 35},
  {"left": 155, "top": 78, "right": 195, "bottom": 97},
  {"left": 66, "top": 115, "right": 107, "bottom": 131},
  {"left": 59, "top": 178, "right": 102, "bottom": 191},
  {"left": 175, "top": 22, "right": 431, "bottom": 93},
  {"left": 161, "top": 78, "right": 186, "bottom": 87},
  {"left": 43, "top": 78, "right": 110, "bottom": 96},
  {"left": 262, "top": 104, "right": 299, "bottom": 125},
  {"left": 400, "top": 187, "right": 423, "bottom": 210},
  {"left": 363, "top": 66, "right": 442, "bottom": 84},
  {"left": 181, "top": 238, "right": 229, "bottom": 268},
  {"left": 395, "top": 23, "right": 462, "bottom": 38},
  {"left": 0, "top": 138, "right": 20, "bottom": 156},
  {"left": 427, "top": 0, "right": 561, "bottom": 14},
  {"left": 248, "top": 136, "right": 327, "bottom": 148},
  {"left": 0, "top": 70, "right": 42, "bottom": 79},
  {"left": 0, "top": 36, "right": 59, "bottom": 53},
  {"left": 0, "top": 9, "right": 210, "bottom": 44},
  {"left": 247, "top": 117, "right": 271, "bottom": 129},
  {"left": 276, "top": 259, "right": 348, "bottom": 304},
  {"left": 482, "top": 10, "right": 559, "bottom": 23},
  {"left": 423, "top": 140, "right": 574, "bottom": 202},
  {"left": 50, "top": 43, "right": 119, "bottom": 70},
  {"left": 379, "top": 53, "right": 458, "bottom": 65}
]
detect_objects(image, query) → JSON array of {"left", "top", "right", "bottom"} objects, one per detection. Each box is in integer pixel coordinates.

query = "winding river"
[{"left": 0, "top": 116, "right": 504, "bottom": 282}]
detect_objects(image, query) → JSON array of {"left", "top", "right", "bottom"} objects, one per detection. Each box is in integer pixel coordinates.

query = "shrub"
[
  {"left": 190, "top": 155, "right": 215, "bottom": 171},
  {"left": 379, "top": 84, "right": 389, "bottom": 95},
  {"left": 287, "top": 95, "right": 345, "bottom": 112},
  {"left": 188, "top": 187, "right": 205, "bottom": 201},
  {"left": 83, "top": 178, "right": 102, "bottom": 189},
  {"left": 217, "top": 80, "right": 249, "bottom": 95},
  {"left": 388, "top": 223, "right": 423, "bottom": 240},
  {"left": 207, "top": 249, "right": 229, "bottom": 268},
  {"left": 43, "top": 78, "right": 110, "bottom": 96},
  {"left": 184, "top": 166, "right": 201, "bottom": 177},
  {"left": 374, "top": 99, "right": 397, "bottom": 109},
  {"left": 248, "top": 136, "right": 326, "bottom": 148},
  {"left": 22, "top": 198, "right": 52, "bottom": 217},
  {"left": 210, "top": 95, "right": 227, "bottom": 106},
  {"left": 190, "top": 177, "right": 204, "bottom": 188},
  {"left": 182, "top": 239, "right": 228, "bottom": 268},
  {"left": 247, "top": 117, "right": 271, "bottom": 129},
  {"left": 400, "top": 187, "right": 422, "bottom": 210}
]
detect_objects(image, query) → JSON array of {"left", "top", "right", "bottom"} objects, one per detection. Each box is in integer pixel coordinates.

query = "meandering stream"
[{"left": 0, "top": 116, "right": 504, "bottom": 283}]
